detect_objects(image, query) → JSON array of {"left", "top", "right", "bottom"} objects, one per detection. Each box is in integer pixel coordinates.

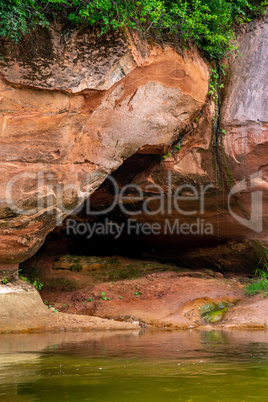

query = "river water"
[{"left": 1, "top": 329, "right": 268, "bottom": 401}]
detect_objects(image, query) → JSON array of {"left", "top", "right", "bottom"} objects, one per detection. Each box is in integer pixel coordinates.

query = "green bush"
[
  {"left": 0, "top": 0, "right": 48, "bottom": 43},
  {"left": 0, "top": 0, "right": 266, "bottom": 60},
  {"left": 244, "top": 249, "right": 268, "bottom": 296},
  {"left": 244, "top": 278, "right": 268, "bottom": 296}
]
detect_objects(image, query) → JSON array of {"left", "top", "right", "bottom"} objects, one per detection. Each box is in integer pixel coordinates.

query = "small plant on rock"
[
  {"left": 70, "top": 263, "right": 83, "bottom": 272},
  {"left": 244, "top": 250, "right": 268, "bottom": 296},
  {"left": 18, "top": 268, "right": 43, "bottom": 290},
  {"left": 100, "top": 292, "right": 107, "bottom": 301},
  {"left": 32, "top": 280, "right": 43, "bottom": 291}
]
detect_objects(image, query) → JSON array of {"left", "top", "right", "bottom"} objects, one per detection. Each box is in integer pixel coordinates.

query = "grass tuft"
[
  {"left": 244, "top": 278, "right": 268, "bottom": 296},
  {"left": 244, "top": 248, "right": 268, "bottom": 296}
]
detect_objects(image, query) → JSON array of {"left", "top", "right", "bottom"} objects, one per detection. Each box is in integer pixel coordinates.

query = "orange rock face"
[
  {"left": 64, "top": 17, "right": 268, "bottom": 273},
  {"left": 0, "top": 27, "right": 208, "bottom": 265},
  {"left": 143, "top": 17, "right": 268, "bottom": 270},
  {"left": 136, "top": 17, "right": 268, "bottom": 272}
]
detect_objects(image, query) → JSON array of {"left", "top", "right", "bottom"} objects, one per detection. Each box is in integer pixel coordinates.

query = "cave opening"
[
  {"left": 18, "top": 150, "right": 258, "bottom": 320},
  {"left": 21, "top": 150, "right": 232, "bottom": 274}
]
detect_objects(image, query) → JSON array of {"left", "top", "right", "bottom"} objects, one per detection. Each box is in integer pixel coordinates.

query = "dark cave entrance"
[
  {"left": 31, "top": 150, "right": 232, "bottom": 271},
  {"left": 19, "top": 150, "right": 261, "bottom": 287}
]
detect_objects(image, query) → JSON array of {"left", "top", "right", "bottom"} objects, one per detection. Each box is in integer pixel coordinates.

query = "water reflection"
[{"left": 0, "top": 330, "right": 268, "bottom": 401}]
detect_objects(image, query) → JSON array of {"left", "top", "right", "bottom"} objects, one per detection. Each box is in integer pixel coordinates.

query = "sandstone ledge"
[
  {"left": 1, "top": 272, "right": 268, "bottom": 333},
  {"left": 0, "top": 280, "right": 139, "bottom": 334}
]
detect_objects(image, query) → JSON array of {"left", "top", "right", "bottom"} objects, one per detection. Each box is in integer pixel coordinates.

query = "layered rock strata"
[{"left": 0, "top": 27, "right": 209, "bottom": 272}]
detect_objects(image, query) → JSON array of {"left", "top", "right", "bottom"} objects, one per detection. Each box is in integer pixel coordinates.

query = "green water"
[{"left": 1, "top": 329, "right": 268, "bottom": 401}]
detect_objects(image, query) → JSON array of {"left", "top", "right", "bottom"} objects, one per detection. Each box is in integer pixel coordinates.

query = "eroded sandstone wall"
[
  {"left": 62, "top": 15, "right": 268, "bottom": 273},
  {"left": 0, "top": 26, "right": 209, "bottom": 270},
  {"left": 1, "top": 15, "right": 267, "bottom": 274}
]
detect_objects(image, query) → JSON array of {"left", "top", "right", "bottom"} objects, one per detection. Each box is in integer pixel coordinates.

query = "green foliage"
[
  {"left": 221, "top": 129, "right": 227, "bottom": 138},
  {"left": 70, "top": 262, "right": 83, "bottom": 272},
  {"left": 0, "top": 0, "right": 266, "bottom": 60},
  {"left": 100, "top": 291, "right": 107, "bottom": 300},
  {"left": 0, "top": 0, "right": 49, "bottom": 43},
  {"left": 208, "top": 66, "right": 225, "bottom": 100},
  {"left": 18, "top": 268, "right": 43, "bottom": 290},
  {"left": 32, "top": 279, "right": 43, "bottom": 290},
  {"left": 244, "top": 249, "right": 268, "bottom": 296},
  {"left": 45, "top": 303, "right": 59, "bottom": 312},
  {"left": 2, "top": 277, "right": 8, "bottom": 284},
  {"left": 244, "top": 279, "right": 268, "bottom": 295},
  {"left": 162, "top": 151, "right": 172, "bottom": 159}
]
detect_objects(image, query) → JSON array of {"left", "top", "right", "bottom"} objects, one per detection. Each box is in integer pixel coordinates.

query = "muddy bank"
[{"left": 15, "top": 255, "right": 268, "bottom": 331}]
